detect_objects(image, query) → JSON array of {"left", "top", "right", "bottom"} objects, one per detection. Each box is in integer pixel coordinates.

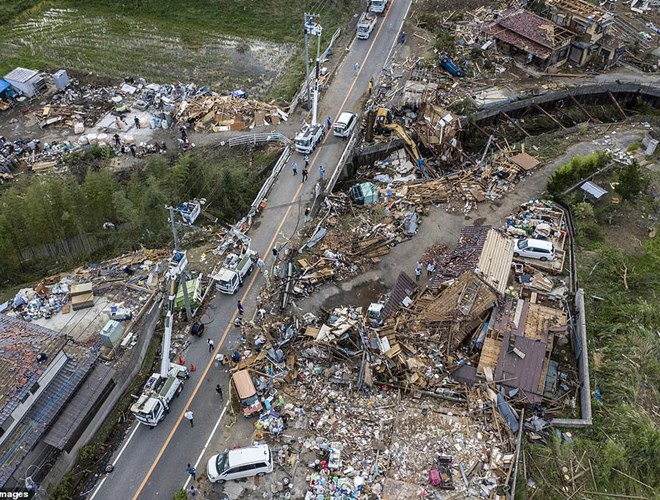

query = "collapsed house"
[
  {"left": 545, "top": 0, "right": 625, "bottom": 67},
  {"left": 482, "top": 9, "right": 575, "bottom": 70}
]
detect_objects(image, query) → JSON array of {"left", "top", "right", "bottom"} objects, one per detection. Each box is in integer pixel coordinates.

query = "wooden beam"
[
  {"left": 569, "top": 94, "right": 598, "bottom": 123},
  {"left": 501, "top": 111, "right": 531, "bottom": 138},
  {"left": 607, "top": 91, "right": 627, "bottom": 120},
  {"left": 533, "top": 103, "right": 566, "bottom": 130}
]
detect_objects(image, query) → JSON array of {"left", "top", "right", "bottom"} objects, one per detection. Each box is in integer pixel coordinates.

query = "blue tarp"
[{"left": 0, "top": 79, "right": 11, "bottom": 94}]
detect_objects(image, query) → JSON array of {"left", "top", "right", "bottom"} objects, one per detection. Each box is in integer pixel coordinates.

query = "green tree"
[{"left": 615, "top": 160, "right": 644, "bottom": 201}]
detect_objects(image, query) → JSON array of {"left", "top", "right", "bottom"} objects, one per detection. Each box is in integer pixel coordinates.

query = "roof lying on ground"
[
  {"left": 423, "top": 271, "right": 498, "bottom": 349},
  {"left": 477, "top": 229, "right": 514, "bottom": 294},
  {"left": 483, "top": 297, "right": 568, "bottom": 402},
  {"left": 483, "top": 9, "right": 573, "bottom": 59}
]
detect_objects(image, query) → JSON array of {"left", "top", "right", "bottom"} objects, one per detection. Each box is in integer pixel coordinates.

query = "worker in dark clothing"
[{"left": 134, "top": 116, "right": 141, "bottom": 129}]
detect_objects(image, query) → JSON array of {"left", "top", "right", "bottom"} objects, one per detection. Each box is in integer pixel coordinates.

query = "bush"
[
  {"left": 547, "top": 151, "right": 611, "bottom": 195},
  {"left": 173, "top": 489, "right": 188, "bottom": 500},
  {"left": 577, "top": 221, "right": 604, "bottom": 246},
  {"left": 573, "top": 201, "right": 595, "bottom": 221}
]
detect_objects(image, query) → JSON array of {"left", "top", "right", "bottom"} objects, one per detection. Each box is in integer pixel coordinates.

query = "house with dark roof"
[
  {"left": 0, "top": 314, "right": 103, "bottom": 489},
  {"left": 482, "top": 9, "right": 575, "bottom": 69}
]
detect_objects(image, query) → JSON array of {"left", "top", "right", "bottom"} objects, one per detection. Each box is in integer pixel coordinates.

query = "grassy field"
[
  {"left": 518, "top": 166, "right": 660, "bottom": 499},
  {"left": 0, "top": 0, "right": 356, "bottom": 99}
]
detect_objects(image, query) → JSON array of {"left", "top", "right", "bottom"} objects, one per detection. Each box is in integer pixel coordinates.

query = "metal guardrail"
[
  {"left": 225, "top": 133, "right": 292, "bottom": 229},
  {"left": 227, "top": 132, "right": 291, "bottom": 147},
  {"left": 325, "top": 132, "right": 358, "bottom": 195},
  {"left": 289, "top": 27, "right": 342, "bottom": 113}
]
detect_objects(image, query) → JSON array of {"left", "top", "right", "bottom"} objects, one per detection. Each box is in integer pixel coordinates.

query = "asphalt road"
[{"left": 88, "top": 2, "right": 412, "bottom": 499}]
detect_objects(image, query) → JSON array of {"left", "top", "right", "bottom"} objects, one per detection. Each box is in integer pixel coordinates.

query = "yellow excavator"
[{"left": 374, "top": 107, "right": 428, "bottom": 178}]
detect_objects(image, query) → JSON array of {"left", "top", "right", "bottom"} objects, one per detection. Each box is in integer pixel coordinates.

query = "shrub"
[
  {"left": 547, "top": 151, "right": 611, "bottom": 195},
  {"left": 615, "top": 160, "right": 645, "bottom": 201}
]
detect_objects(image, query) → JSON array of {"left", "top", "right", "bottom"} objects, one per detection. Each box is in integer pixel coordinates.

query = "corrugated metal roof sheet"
[
  {"left": 580, "top": 181, "right": 607, "bottom": 199},
  {"left": 382, "top": 272, "right": 416, "bottom": 319},
  {"left": 477, "top": 229, "right": 514, "bottom": 294}
]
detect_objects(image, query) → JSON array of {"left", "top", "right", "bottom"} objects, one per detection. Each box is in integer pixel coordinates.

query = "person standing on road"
[
  {"left": 427, "top": 261, "right": 434, "bottom": 277},
  {"left": 184, "top": 410, "right": 194, "bottom": 427},
  {"left": 186, "top": 464, "right": 196, "bottom": 480},
  {"left": 304, "top": 154, "right": 310, "bottom": 168},
  {"left": 215, "top": 384, "right": 223, "bottom": 400},
  {"left": 319, "top": 166, "right": 325, "bottom": 181},
  {"left": 237, "top": 300, "right": 244, "bottom": 316},
  {"left": 326, "top": 116, "right": 332, "bottom": 130},
  {"left": 291, "top": 161, "right": 298, "bottom": 175},
  {"left": 134, "top": 116, "right": 141, "bottom": 129},
  {"left": 207, "top": 338, "right": 215, "bottom": 353},
  {"left": 302, "top": 167, "right": 309, "bottom": 182},
  {"left": 257, "top": 257, "right": 265, "bottom": 271},
  {"left": 368, "top": 79, "right": 373, "bottom": 95},
  {"left": 354, "top": 62, "right": 359, "bottom": 75},
  {"left": 188, "top": 485, "right": 199, "bottom": 498},
  {"left": 400, "top": 31, "right": 406, "bottom": 44}
]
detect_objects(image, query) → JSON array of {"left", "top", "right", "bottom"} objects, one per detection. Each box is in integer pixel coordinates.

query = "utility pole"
[
  {"left": 304, "top": 13, "right": 322, "bottom": 110},
  {"left": 304, "top": 13, "right": 313, "bottom": 110},
  {"left": 168, "top": 206, "right": 192, "bottom": 321}
]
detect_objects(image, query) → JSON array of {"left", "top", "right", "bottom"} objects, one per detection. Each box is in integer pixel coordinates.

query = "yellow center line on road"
[{"left": 132, "top": 7, "right": 393, "bottom": 498}]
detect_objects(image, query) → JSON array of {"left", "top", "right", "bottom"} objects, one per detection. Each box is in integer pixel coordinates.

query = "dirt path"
[{"left": 298, "top": 124, "right": 647, "bottom": 312}]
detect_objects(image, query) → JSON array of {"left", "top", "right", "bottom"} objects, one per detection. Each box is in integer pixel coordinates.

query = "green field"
[{"left": 0, "top": 0, "right": 355, "bottom": 99}]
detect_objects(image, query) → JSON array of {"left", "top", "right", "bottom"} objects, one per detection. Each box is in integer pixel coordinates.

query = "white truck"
[
  {"left": 212, "top": 249, "right": 257, "bottom": 294},
  {"left": 294, "top": 123, "right": 325, "bottom": 154},
  {"left": 130, "top": 362, "right": 189, "bottom": 427},
  {"left": 131, "top": 252, "right": 190, "bottom": 427},
  {"left": 369, "top": 0, "right": 389, "bottom": 14},
  {"left": 356, "top": 12, "right": 377, "bottom": 39}
]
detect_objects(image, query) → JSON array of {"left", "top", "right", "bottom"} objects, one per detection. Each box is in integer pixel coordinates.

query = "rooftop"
[
  {"left": 546, "top": 0, "right": 613, "bottom": 22},
  {"left": 0, "top": 315, "right": 67, "bottom": 428},
  {"left": 483, "top": 9, "right": 574, "bottom": 59}
]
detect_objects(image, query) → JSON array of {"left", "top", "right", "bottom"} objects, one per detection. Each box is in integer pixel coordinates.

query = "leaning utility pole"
[{"left": 168, "top": 206, "right": 192, "bottom": 321}]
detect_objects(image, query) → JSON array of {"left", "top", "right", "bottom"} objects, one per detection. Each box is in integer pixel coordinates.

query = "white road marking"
[
  {"left": 89, "top": 423, "right": 141, "bottom": 500},
  {"left": 183, "top": 401, "right": 229, "bottom": 490}
]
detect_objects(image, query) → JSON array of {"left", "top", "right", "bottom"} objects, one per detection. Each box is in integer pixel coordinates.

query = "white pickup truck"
[
  {"left": 212, "top": 249, "right": 257, "bottom": 294},
  {"left": 356, "top": 12, "right": 377, "bottom": 39},
  {"left": 294, "top": 123, "right": 325, "bottom": 154},
  {"left": 369, "top": 0, "right": 388, "bottom": 15}
]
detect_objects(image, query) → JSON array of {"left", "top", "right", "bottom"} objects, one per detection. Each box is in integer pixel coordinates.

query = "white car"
[
  {"left": 207, "top": 444, "right": 273, "bottom": 484},
  {"left": 513, "top": 238, "right": 556, "bottom": 261}
]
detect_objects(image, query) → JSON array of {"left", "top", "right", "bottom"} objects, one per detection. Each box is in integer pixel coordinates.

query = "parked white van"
[
  {"left": 207, "top": 444, "right": 273, "bottom": 484},
  {"left": 513, "top": 238, "right": 556, "bottom": 261},
  {"left": 333, "top": 112, "right": 359, "bottom": 138}
]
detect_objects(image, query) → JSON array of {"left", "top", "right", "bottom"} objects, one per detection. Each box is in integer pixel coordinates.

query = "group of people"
[{"left": 415, "top": 259, "right": 438, "bottom": 281}]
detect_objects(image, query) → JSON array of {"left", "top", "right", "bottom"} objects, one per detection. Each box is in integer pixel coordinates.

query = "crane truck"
[
  {"left": 356, "top": 12, "right": 377, "bottom": 39},
  {"left": 211, "top": 226, "right": 257, "bottom": 294},
  {"left": 130, "top": 251, "right": 190, "bottom": 427},
  {"left": 294, "top": 79, "right": 324, "bottom": 154}
]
